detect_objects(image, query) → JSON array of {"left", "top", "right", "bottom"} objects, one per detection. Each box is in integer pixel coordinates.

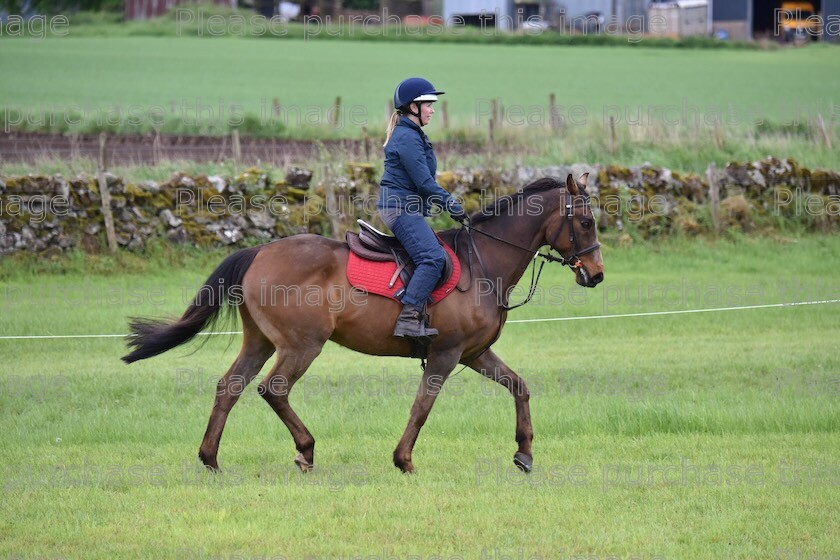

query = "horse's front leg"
[
  {"left": 467, "top": 349, "right": 534, "bottom": 472},
  {"left": 393, "top": 349, "right": 462, "bottom": 474}
]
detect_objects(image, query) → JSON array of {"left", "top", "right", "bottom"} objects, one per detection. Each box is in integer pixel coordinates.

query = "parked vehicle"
[{"left": 778, "top": 1, "right": 822, "bottom": 42}]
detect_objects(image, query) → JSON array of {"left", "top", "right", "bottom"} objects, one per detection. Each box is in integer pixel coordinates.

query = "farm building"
[
  {"left": 439, "top": 0, "right": 540, "bottom": 29},
  {"left": 432, "top": 0, "right": 650, "bottom": 30},
  {"left": 380, "top": 0, "right": 838, "bottom": 40},
  {"left": 648, "top": 0, "right": 710, "bottom": 37},
  {"left": 125, "top": 0, "right": 236, "bottom": 20},
  {"left": 124, "top": 0, "right": 840, "bottom": 40},
  {"left": 711, "top": 0, "right": 840, "bottom": 41},
  {"left": 557, "top": 0, "right": 650, "bottom": 23}
]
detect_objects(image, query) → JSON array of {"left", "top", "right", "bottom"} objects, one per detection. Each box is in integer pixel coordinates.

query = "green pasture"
[
  {"left": 1, "top": 235, "right": 838, "bottom": 559},
  {"left": 2, "top": 37, "right": 837, "bottom": 126},
  {"left": 2, "top": 36, "right": 840, "bottom": 173}
]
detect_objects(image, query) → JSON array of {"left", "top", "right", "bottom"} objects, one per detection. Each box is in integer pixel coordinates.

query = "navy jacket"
[{"left": 378, "top": 116, "right": 453, "bottom": 216}]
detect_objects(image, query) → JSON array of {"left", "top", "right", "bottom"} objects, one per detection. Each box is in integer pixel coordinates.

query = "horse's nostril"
[{"left": 591, "top": 273, "right": 604, "bottom": 285}]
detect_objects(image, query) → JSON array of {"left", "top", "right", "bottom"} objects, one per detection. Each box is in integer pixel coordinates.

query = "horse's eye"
[{"left": 580, "top": 219, "right": 593, "bottom": 230}]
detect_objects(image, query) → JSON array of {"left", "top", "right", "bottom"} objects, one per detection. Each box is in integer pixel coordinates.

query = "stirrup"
[{"left": 393, "top": 306, "right": 438, "bottom": 340}]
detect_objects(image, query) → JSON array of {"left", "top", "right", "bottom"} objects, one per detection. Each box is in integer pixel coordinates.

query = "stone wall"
[{"left": 1, "top": 158, "right": 838, "bottom": 256}]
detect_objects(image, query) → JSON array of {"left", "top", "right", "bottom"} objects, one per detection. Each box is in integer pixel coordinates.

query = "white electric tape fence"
[{"left": 0, "top": 299, "right": 838, "bottom": 341}]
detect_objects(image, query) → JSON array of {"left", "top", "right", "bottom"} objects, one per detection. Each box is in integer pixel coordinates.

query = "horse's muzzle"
[{"left": 577, "top": 268, "right": 604, "bottom": 288}]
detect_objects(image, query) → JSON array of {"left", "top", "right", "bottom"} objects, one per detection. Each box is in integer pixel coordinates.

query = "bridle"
[
  {"left": 544, "top": 188, "right": 602, "bottom": 284},
  {"left": 454, "top": 187, "right": 601, "bottom": 311}
]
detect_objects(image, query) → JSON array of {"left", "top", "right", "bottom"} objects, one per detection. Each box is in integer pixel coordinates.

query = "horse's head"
[{"left": 546, "top": 173, "right": 604, "bottom": 288}]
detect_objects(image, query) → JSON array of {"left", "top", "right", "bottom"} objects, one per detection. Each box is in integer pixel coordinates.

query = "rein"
[{"left": 454, "top": 188, "right": 601, "bottom": 311}]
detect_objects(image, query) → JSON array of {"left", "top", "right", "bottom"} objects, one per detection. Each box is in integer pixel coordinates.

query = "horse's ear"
[
  {"left": 578, "top": 172, "right": 589, "bottom": 190},
  {"left": 566, "top": 174, "right": 579, "bottom": 196}
]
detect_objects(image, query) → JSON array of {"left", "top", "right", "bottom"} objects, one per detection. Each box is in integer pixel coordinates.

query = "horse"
[{"left": 122, "top": 173, "right": 604, "bottom": 474}]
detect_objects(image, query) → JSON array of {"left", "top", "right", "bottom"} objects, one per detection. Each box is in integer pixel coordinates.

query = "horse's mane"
[{"left": 469, "top": 177, "right": 563, "bottom": 225}]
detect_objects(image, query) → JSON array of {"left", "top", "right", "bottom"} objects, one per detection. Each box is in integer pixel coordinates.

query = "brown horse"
[{"left": 123, "top": 173, "right": 603, "bottom": 474}]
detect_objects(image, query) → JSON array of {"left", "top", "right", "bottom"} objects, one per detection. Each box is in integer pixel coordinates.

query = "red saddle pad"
[{"left": 346, "top": 243, "right": 461, "bottom": 305}]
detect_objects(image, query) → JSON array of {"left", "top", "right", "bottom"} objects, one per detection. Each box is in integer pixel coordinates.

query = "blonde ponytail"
[{"left": 382, "top": 111, "right": 400, "bottom": 148}]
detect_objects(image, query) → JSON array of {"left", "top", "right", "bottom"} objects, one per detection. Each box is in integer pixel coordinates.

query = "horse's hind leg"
[
  {"left": 468, "top": 349, "right": 534, "bottom": 473},
  {"left": 257, "top": 344, "right": 324, "bottom": 472},
  {"left": 198, "top": 323, "right": 275, "bottom": 471}
]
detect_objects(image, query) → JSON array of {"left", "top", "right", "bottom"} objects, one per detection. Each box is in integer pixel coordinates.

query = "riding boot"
[{"left": 393, "top": 305, "right": 438, "bottom": 340}]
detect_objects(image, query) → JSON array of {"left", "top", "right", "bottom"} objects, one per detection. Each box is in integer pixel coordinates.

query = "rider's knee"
[{"left": 428, "top": 248, "right": 446, "bottom": 273}]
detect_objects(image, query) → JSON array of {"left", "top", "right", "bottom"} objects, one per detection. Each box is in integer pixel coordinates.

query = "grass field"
[
  {"left": 2, "top": 21, "right": 840, "bottom": 559},
  {"left": 2, "top": 37, "right": 838, "bottom": 127},
  {"left": 2, "top": 36, "right": 840, "bottom": 174},
  {"left": 1, "top": 234, "right": 838, "bottom": 559}
]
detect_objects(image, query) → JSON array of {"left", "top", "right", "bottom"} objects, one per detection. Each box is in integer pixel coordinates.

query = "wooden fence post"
[
  {"left": 69, "top": 133, "right": 80, "bottom": 160},
  {"left": 152, "top": 128, "right": 162, "bottom": 166},
  {"left": 707, "top": 162, "right": 721, "bottom": 235},
  {"left": 609, "top": 116, "right": 617, "bottom": 155},
  {"left": 231, "top": 129, "right": 241, "bottom": 163},
  {"left": 713, "top": 115, "right": 724, "bottom": 150},
  {"left": 323, "top": 165, "right": 344, "bottom": 240},
  {"left": 361, "top": 126, "right": 370, "bottom": 161},
  {"left": 217, "top": 135, "right": 227, "bottom": 163},
  {"left": 441, "top": 100, "right": 449, "bottom": 130},
  {"left": 97, "top": 133, "right": 118, "bottom": 253},
  {"left": 816, "top": 114, "right": 832, "bottom": 150},
  {"left": 333, "top": 96, "right": 342, "bottom": 127}
]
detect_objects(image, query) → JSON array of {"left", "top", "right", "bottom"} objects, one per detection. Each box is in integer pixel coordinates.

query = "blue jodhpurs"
[{"left": 384, "top": 212, "right": 446, "bottom": 310}]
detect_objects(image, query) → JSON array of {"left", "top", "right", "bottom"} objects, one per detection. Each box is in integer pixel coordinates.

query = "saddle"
[{"left": 345, "top": 220, "right": 458, "bottom": 302}]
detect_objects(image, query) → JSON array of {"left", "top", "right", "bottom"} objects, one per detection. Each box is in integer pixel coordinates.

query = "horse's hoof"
[
  {"left": 393, "top": 458, "right": 415, "bottom": 474},
  {"left": 198, "top": 452, "right": 219, "bottom": 472},
  {"left": 294, "top": 453, "right": 313, "bottom": 473},
  {"left": 513, "top": 452, "right": 533, "bottom": 473}
]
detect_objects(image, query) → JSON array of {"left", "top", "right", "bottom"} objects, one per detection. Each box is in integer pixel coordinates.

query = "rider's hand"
[{"left": 447, "top": 200, "right": 468, "bottom": 224}]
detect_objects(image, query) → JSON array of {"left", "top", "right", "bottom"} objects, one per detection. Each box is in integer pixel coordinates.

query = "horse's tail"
[{"left": 121, "top": 246, "right": 262, "bottom": 364}]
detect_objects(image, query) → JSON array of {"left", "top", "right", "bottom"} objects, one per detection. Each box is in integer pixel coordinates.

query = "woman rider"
[{"left": 378, "top": 77, "right": 467, "bottom": 341}]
